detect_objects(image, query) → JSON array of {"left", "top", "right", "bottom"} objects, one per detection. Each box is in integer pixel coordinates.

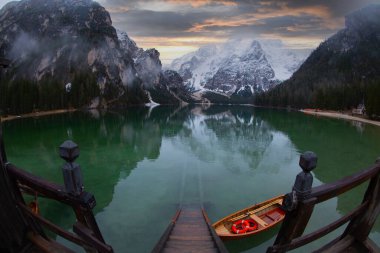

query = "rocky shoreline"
[
  {"left": 300, "top": 109, "right": 380, "bottom": 127},
  {"left": 0, "top": 109, "right": 77, "bottom": 122}
]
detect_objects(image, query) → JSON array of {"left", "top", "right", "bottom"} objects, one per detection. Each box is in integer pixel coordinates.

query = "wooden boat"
[{"left": 212, "top": 195, "right": 285, "bottom": 240}]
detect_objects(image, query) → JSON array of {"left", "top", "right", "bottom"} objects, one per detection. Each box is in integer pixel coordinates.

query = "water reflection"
[
  {"left": 3, "top": 105, "right": 380, "bottom": 252},
  {"left": 177, "top": 106, "right": 275, "bottom": 174},
  {"left": 255, "top": 109, "right": 380, "bottom": 216}
]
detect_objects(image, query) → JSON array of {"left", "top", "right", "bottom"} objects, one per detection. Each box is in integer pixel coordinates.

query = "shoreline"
[
  {"left": 1, "top": 107, "right": 380, "bottom": 128},
  {"left": 300, "top": 109, "right": 380, "bottom": 127},
  {"left": 0, "top": 109, "right": 77, "bottom": 122}
]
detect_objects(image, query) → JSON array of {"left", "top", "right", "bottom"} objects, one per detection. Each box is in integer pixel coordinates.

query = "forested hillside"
[{"left": 254, "top": 5, "right": 380, "bottom": 118}]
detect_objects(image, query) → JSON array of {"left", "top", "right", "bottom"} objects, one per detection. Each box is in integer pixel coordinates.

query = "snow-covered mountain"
[{"left": 170, "top": 39, "right": 311, "bottom": 97}]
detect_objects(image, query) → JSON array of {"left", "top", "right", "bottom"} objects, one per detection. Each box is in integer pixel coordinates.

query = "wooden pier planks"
[{"left": 156, "top": 204, "right": 225, "bottom": 253}]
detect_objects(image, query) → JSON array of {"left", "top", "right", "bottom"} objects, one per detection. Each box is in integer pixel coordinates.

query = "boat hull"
[{"left": 212, "top": 195, "right": 285, "bottom": 240}]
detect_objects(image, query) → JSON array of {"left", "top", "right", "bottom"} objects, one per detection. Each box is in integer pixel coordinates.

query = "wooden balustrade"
[
  {"left": 0, "top": 120, "right": 113, "bottom": 253},
  {"left": 0, "top": 118, "right": 40, "bottom": 252},
  {"left": 267, "top": 152, "right": 380, "bottom": 253}
]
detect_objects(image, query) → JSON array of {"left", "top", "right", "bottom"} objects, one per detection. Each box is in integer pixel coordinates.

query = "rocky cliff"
[{"left": 0, "top": 0, "right": 188, "bottom": 112}]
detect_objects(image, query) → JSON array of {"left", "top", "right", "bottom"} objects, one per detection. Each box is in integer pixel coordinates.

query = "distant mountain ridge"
[
  {"left": 254, "top": 4, "right": 380, "bottom": 116},
  {"left": 6, "top": 0, "right": 375, "bottom": 114},
  {"left": 0, "top": 0, "right": 311, "bottom": 112},
  {"left": 170, "top": 39, "right": 310, "bottom": 102}
]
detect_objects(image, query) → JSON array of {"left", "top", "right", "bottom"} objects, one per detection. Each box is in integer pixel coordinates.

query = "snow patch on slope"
[{"left": 259, "top": 40, "right": 311, "bottom": 80}]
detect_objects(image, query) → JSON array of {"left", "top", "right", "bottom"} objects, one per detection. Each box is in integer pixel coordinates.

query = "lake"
[{"left": 3, "top": 105, "right": 380, "bottom": 252}]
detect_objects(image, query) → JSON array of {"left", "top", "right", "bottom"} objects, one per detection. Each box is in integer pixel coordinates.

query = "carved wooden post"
[
  {"left": 344, "top": 157, "right": 380, "bottom": 243},
  {"left": 267, "top": 151, "right": 318, "bottom": 253},
  {"left": 59, "top": 140, "right": 84, "bottom": 196},
  {"left": 59, "top": 140, "right": 106, "bottom": 247}
]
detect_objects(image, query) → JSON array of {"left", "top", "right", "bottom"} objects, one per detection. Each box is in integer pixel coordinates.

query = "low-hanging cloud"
[{"left": 9, "top": 31, "right": 40, "bottom": 60}]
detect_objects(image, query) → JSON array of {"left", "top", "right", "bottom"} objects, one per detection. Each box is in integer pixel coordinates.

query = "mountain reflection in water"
[{"left": 3, "top": 105, "right": 380, "bottom": 253}]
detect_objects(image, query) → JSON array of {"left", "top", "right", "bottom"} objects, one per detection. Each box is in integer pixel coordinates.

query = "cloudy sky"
[{"left": 0, "top": 0, "right": 378, "bottom": 64}]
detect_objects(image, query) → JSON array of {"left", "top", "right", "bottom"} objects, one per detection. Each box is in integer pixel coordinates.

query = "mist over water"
[{"left": 3, "top": 105, "right": 380, "bottom": 252}]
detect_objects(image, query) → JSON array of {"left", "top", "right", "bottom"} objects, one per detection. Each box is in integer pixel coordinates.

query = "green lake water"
[{"left": 3, "top": 105, "right": 380, "bottom": 252}]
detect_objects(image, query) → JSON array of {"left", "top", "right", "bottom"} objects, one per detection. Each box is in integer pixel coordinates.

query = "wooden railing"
[
  {"left": 6, "top": 163, "right": 113, "bottom": 253},
  {"left": 0, "top": 120, "right": 113, "bottom": 253},
  {"left": 267, "top": 152, "right": 380, "bottom": 253},
  {"left": 202, "top": 208, "right": 230, "bottom": 253},
  {"left": 151, "top": 208, "right": 182, "bottom": 253}
]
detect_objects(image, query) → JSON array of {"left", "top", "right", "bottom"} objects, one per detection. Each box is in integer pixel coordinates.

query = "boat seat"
[{"left": 250, "top": 213, "right": 268, "bottom": 227}]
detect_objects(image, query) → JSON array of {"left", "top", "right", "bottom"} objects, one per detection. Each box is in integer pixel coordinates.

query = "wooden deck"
[{"left": 152, "top": 204, "right": 228, "bottom": 253}]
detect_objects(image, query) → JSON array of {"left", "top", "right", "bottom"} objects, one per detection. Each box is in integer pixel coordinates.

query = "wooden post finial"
[
  {"left": 59, "top": 140, "right": 79, "bottom": 163},
  {"left": 59, "top": 140, "right": 83, "bottom": 196},
  {"left": 282, "top": 151, "right": 317, "bottom": 212},
  {"left": 299, "top": 151, "right": 318, "bottom": 172},
  {"left": 294, "top": 151, "right": 317, "bottom": 199}
]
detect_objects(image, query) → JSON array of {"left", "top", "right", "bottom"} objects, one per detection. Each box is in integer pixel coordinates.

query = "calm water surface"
[{"left": 3, "top": 105, "right": 380, "bottom": 252}]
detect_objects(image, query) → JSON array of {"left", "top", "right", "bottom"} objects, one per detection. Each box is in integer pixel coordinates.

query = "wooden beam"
[
  {"left": 73, "top": 222, "right": 113, "bottom": 253},
  {"left": 268, "top": 200, "right": 368, "bottom": 252},
  {"left": 345, "top": 171, "right": 380, "bottom": 242},
  {"left": 27, "top": 232, "right": 75, "bottom": 253},
  {"left": 151, "top": 209, "right": 181, "bottom": 253},
  {"left": 250, "top": 213, "right": 268, "bottom": 227},
  {"left": 314, "top": 235, "right": 355, "bottom": 253},
  {"left": 6, "top": 163, "right": 93, "bottom": 208},
  {"left": 19, "top": 203, "right": 91, "bottom": 248},
  {"left": 310, "top": 164, "right": 380, "bottom": 204},
  {"left": 202, "top": 208, "right": 229, "bottom": 253},
  {"left": 7, "top": 163, "right": 110, "bottom": 251},
  {"left": 363, "top": 238, "right": 380, "bottom": 252}
]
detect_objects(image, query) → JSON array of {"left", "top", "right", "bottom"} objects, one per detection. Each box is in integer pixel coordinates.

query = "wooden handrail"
[
  {"left": 0, "top": 127, "right": 112, "bottom": 253},
  {"left": 151, "top": 209, "right": 181, "bottom": 253},
  {"left": 73, "top": 222, "right": 113, "bottom": 253},
  {"left": 27, "top": 232, "right": 75, "bottom": 253},
  {"left": 19, "top": 203, "right": 92, "bottom": 248},
  {"left": 6, "top": 163, "right": 89, "bottom": 207},
  {"left": 268, "top": 200, "right": 369, "bottom": 252},
  {"left": 202, "top": 208, "right": 229, "bottom": 253},
  {"left": 268, "top": 152, "right": 380, "bottom": 253},
  {"left": 6, "top": 163, "right": 112, "bottom": 252},
  {"left": 310, "top": 164, "right": 380, "bottom": 204}
]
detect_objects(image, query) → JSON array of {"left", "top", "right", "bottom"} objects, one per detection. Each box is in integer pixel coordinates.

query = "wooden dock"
[{"left": 152, "top": 204, "right": 228, "bottom": 253}]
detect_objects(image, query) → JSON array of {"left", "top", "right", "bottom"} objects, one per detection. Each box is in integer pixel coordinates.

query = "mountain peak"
[
  {"left": 345, "top": 4, "right": 380, "bottom": 31},
  {"left": 170, "top": 39, "right": 310, "bottom": 98}
]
